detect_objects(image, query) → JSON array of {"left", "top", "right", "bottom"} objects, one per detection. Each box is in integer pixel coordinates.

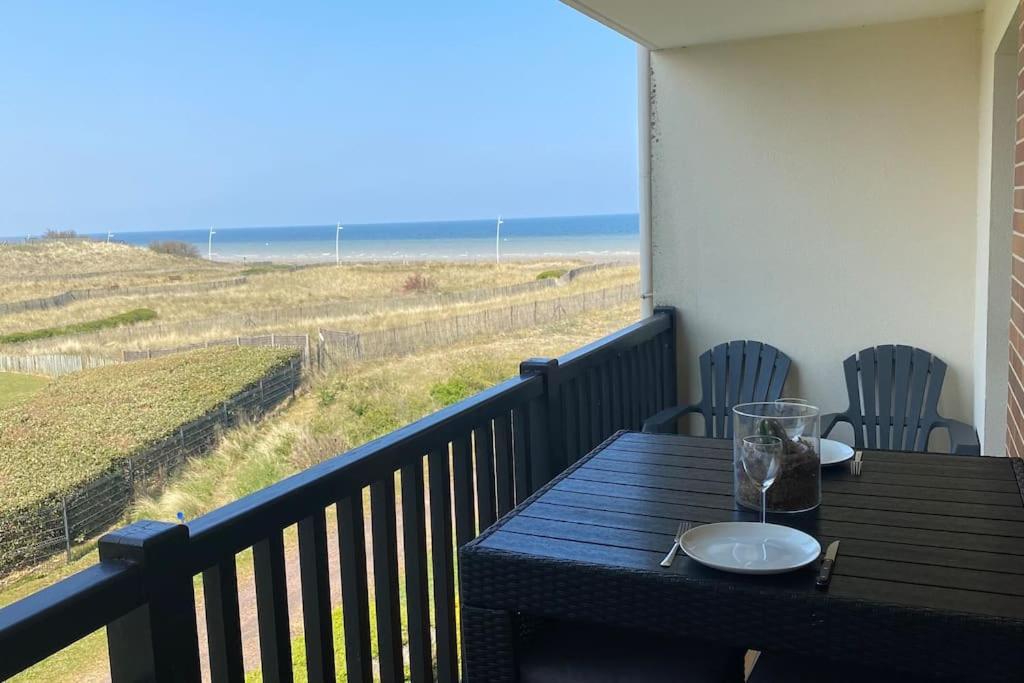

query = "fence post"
[
  {"left": 61, "top": 498, "right": 71, "bottom": 563},
  {"left": 519, "top": 358, "right": 564, "bottom": 490},
  {"left": 101, "top": 521, "right": 202, "bottom": 682}
]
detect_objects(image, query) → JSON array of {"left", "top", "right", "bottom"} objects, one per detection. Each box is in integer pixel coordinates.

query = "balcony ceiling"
[{"left": 560, "top": 0, "right": 985, "bottom": 49}]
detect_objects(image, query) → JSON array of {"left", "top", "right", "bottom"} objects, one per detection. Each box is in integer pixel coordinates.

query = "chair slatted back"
[
  {"left": 843, "top": 345, "right": 946, "bottom": 451},
  {"left": 701, "top": 340, "right": 791, "bottom": 438}
]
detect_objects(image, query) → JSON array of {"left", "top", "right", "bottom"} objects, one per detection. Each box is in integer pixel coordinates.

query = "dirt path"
[
  {"left": 77, "top": 506, "right": 360, "bottom": 682},
  {"left": 193, "top": 507, "right": 354, "bottom": 679}
]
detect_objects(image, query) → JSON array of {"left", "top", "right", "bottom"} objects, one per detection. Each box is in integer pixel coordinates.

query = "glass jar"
[{"left": 733, "top": 401, "right": 821, "bottom": 513}]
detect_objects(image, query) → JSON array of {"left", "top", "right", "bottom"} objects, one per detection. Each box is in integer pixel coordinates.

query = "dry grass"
[
  {"left": 0, "top": 240, "right": 238, "bottom": 301},
  {"left": 0, "top": 259, "right": 593, "bottom": 330},
  {"left": 132, "top": 301, "right": 639, "bottom": 521},
  {"left": 7, "top": 264, "right": 638, "bottom": 357}
]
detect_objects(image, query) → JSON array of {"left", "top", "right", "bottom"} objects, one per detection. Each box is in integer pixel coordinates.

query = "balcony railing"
[{"left": 0, "top": 306, "right": 676, "bottom": 682}]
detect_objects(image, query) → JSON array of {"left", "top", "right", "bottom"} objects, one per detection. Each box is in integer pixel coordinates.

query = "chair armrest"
[
  {"left": 820, "top": 412, "right": 850, "bottom": 438},
  {"left": 642, "top": 404, "right": 700, "bottom": 434},
  {"left": 936, "top": 418, "right": 980, "bottom": 455}
]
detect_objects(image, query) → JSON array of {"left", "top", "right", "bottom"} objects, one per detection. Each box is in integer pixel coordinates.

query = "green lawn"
[{"left": 0, "top": 372, "right": 47, "bottom": 409}]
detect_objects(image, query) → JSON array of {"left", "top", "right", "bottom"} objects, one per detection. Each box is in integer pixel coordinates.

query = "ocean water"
[{"left": 96, "top": 214, "right": 639, "bottom": 263}]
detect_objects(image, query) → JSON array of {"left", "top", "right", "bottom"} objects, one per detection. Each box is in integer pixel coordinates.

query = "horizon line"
[{"left": 41, "top": 211, "right": 638, "bottom": 237}]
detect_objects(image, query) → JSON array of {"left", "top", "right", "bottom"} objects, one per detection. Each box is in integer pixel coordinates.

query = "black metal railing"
[{"left": 0, "top": 306, "right": 676, "bottom": 682}]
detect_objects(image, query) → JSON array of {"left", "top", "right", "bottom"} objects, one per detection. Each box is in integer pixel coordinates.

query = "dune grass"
[
  {"left": 132, "top": 302, "right": 636, "bottom": 523},
  {"left": 0, "top": 308, "right": 157, "bottom": 344},
  {"left": 0, "top": 240, "right": 238, "bottom": 301},
  {"left": 9, "top": 264, "right": 638, "bottom": 359},
  {"left": 1, "top": 260, "right": 599, "bottom": 333},
  {"left": 0, "top": 373, "right": 48, "bottom": 409}
]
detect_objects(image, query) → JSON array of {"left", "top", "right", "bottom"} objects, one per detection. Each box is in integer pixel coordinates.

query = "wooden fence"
[
  {"left": 318, "top": 282, "right": 638, "bottom": 368},
  {"left": 0, "top": 276, "right": 248, "bottom": 316},
  {"left": 121, "top": 333, "right": 311, "bottom": 363},
  {"left": 0, "top": 357, "right": 302, "bottom": 575},
  {"left": 0, "top": 352, "right": 116, "bottom": 376}
]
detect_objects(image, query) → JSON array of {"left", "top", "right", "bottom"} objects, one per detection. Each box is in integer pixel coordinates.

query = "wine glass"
[
  {"left": 740, "top": 435, "right": 782, "bottom": 524},
  {"left": 775, "top": 398, "right": 811, "bottom": 440}
]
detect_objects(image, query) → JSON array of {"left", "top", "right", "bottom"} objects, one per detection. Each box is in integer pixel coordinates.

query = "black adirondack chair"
[
  {"left": 642, "top": 340, "right": 791, "bottom": 438},
  {"left": 822, "top": 345, "right": 979, "bottom": 455}
]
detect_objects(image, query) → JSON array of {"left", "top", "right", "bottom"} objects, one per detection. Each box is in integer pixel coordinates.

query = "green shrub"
[
  {"left": 42, "top": 229, "right": 78, "bottom": 239},
  {"left": 430, "top": 375, "right": 488, "bottom": 406},
  {"left": 401, "top": 272, "right": 435, "bottom": 292},
  {"left": 148, "top": 240, "right": 200, "bottom": 258},
  {"left": 536, "top": 269, "right": 567, "bottom": 280},
  {"left": 0, "top": 345, "right": 299, "bottom": 514},
  {"left": 316, "top": 386, "right": 337, "bottom": 407},
  {"left": 0, "top": 308, "right": 157, "bottom": 344}
]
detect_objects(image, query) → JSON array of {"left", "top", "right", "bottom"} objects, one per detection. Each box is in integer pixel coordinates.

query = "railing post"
[
  {"left": 101, "top": 521, "right": 201, "bottom": 682},
  {"left": 654, "top": 305, "right": 678, "bottom": 408},
  {"left": 519, "top": 358, "right": 564, "bottom": 489}
]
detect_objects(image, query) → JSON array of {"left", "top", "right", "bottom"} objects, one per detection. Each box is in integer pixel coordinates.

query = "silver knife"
[{"left": 816, "top": 540, "right": 840, "bottom": 588}]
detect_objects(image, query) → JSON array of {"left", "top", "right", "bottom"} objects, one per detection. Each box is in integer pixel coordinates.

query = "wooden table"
[{"left": 459, "top": 431, "right": 1024, "bottom": 682}]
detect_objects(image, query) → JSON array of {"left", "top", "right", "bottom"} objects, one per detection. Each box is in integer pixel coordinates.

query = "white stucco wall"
[
  {"left": 974, "top": 0, "right": 1017, "bottom": 453},
  {"left": 650, "top": 14, "right": 982, "bottom": 440}
]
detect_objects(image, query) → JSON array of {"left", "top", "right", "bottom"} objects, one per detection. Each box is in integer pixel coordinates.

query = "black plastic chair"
[
  {"left": 642, "top": 340, "right": 791, "bottom": 438},
  {"left": 822, "top": 345, "right": 979, "bottom": 455}
]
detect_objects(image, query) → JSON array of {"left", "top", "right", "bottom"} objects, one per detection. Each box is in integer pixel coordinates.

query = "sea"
[{"left": 93, "top": 214, "right": 639, "bottom": 264}]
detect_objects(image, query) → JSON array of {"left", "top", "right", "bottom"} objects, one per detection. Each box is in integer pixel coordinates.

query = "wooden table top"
[{"left": 460, "top": 430, "right": 1024, "bottom": 680}]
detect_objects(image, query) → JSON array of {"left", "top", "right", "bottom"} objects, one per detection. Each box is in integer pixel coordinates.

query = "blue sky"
[{"left": 0, "top": 1, "right": 638, "bottom": 237}]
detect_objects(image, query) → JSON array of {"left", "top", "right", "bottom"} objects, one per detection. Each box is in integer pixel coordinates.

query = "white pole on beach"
[
  {"left": 208, "top": 226, "right": 216, "bottom": 261},
  {"left": 335, "top": 222, "right": 343, "bottom": 265},
  {"left": 495, "top": 215, "right": 503, "bottom": 264},
  {"left": 106, "top": 231, "right": 113, "bottom": 243}
]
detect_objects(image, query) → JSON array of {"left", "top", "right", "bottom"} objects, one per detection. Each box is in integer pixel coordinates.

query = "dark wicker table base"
[{"left": 460, "top": 432, "right": 1024, "bottom": 682}]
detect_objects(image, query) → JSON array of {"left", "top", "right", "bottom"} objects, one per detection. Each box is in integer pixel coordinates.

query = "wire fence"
[
  {"left": 0, "top": 357, "right": 301, "bottom": 575},
  {"left": 0, "top": 276, "right": 248, "bottom": 316},
  {"left": 317, "top": 281, "right": 639, "bottom": 368}
]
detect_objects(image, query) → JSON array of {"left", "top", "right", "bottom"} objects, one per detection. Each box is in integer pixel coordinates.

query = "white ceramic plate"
[
  {"left": 820, "top": 438, "right": 855, "bottom": 466},
  {"left": 679, "top": 522, "right": 821, "bottom": 575}
]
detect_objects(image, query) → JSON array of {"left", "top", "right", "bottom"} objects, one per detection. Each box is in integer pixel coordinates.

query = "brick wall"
[{"left": 1010, "top": 5, "right": 1024, "bottom": 458}]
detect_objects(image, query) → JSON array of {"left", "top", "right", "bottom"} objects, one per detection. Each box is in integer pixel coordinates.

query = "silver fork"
[
  {"left": 850, "top": 450, "right": 863, "bottom": 476},
  {"left": 660, "top": 521, "right": 690, "bottom": 567}
]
